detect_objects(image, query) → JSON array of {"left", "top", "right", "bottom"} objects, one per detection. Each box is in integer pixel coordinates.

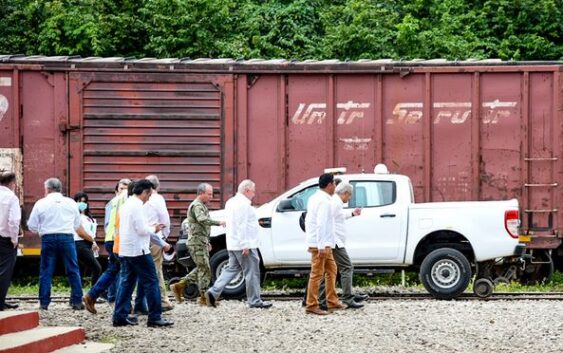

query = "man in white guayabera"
[{"left": 205, "top": 180, "right": 272, "bottom": 309}]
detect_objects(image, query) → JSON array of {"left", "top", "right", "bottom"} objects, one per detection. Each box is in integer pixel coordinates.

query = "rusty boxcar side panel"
[
  {"left": 0, "top": 58, "right": 560, "bottom": 256},
  {"left": 241, "top": 68, "right": 561, "bottom": 250}
]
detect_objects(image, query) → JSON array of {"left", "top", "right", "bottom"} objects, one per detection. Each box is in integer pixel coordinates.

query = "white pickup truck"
[{"left": 201, "top": 165, "right": 525, "bottom": 299}]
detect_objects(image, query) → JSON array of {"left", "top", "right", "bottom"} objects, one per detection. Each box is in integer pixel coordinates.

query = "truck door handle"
[{"left": 380, "top": 214, "right": 396, "bottom": 218}]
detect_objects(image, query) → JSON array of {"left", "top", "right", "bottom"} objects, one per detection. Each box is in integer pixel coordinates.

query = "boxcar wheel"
[{"left": 473, "top": 278, "right": 494, "bottom": 298}]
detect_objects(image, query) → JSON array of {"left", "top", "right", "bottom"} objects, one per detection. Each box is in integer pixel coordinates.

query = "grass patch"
[
  {"left": 8, "top": 272, "right": 563, "bottom": 296},
  {"left": 8, "top": 276, "right": 77, "bottom": 296}
]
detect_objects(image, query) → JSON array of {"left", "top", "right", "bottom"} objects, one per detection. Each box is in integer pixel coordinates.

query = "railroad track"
[
  {"left": 7, "top": 291, "right": 563, "bottom": 303},
  {"left": 263, "top": 292, "right": 563, "bottom": 301}
]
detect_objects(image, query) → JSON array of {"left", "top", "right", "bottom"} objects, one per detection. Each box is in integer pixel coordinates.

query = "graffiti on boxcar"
[
  {"left": 386, "top": 100, "right": 518, "bottom": 125},
  {"left": 0, "top": 95, "right": 8, "bottom": 122},
  {"left": 291, "top": 101, "right": 371, "bottom": 125}
]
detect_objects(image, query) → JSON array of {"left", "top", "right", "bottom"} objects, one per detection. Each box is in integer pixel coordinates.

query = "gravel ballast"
[{"left": 21, "top": 298, "right": 563, "bottom": 353}]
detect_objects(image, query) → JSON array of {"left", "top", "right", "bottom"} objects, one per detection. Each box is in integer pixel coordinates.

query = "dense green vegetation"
[{"left": 0, "top": 0, "right": 561, "bottom": 60}]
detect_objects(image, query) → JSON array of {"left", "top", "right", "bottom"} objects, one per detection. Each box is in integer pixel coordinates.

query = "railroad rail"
[{"left": 7, "top": 292, "right": 563, "bottom": 303}]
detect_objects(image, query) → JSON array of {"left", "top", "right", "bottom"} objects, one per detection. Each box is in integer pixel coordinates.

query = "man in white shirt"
[
  {"left": 144, "top": 175, "right": 173, "bottom": 311},
  {"left": 205, "top": 180, "right": 272, "bottom": 309},
  {"left": 325, "top": 181, "right": 366, "bottom": 308},
  {"left": 112, "top": 179, "right": 173, "bottom": 327},
  {"left": 304, "top": 173, "right": 345, "bottom": 315},
  {"left": 0, "top": 172, "right": 21, "bottom": 311},
  {"left": 27, "top": 178, "right": 91, "bottom": 310}
]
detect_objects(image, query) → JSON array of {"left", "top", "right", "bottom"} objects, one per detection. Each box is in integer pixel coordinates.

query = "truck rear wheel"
[{"left": 419, "top": 248, "right": 472, "bottom": 300}]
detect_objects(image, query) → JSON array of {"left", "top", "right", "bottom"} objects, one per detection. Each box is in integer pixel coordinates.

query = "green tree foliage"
[{"left": 0, "top": 0, "right": 561, "bottom": 60}]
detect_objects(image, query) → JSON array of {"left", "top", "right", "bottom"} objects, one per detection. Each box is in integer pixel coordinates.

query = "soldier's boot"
[
  {"left": 170, "top": 282, "right": 186, "bottom": 304},
  {"left": 197, "top": 292, "right": 207, "bottom": 306}
]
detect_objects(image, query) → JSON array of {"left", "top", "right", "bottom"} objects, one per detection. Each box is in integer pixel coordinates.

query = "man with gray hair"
[
  {"left": 28, "top": 177, "right": 93, "bottom": 310},
  {"left": 171, "top": 183, "right": 225, "bottom": 305},
  {"left": 324, "top": 181, "right": 366, "bottom": 308},
  {"left": 206, "top": 180, "right": 272, "bottom": 309},
  {"left": 144, "top": 175, "right": 173, "bottom": 311}
]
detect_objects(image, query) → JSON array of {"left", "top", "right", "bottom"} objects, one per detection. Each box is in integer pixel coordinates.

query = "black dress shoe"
[
  {"left": 126, "top": 315, "right": 139, "bottom": 324},
  {"left": 205, "top": 291, "right": 216, "bottom": 308},
  {"left": 147, "top": 319, "right": 174, "bottom": 327},
  {"left": 3, "top": 302, "right": 19, "bottom": 310},
  {"left": 72, "top": 303, "right": 85, "bottom": 310},
  {"left": 354, "top": 294, "right": 369, "bottom": 302},
  {"left": 249, "top": 301, "right": 273, "bottom": 309},
  {"left": 346, "top": 301, "right": 365, "bottom": 309},
  {"left": 113, "top": 317, "right": 139, "bottom": 327}
]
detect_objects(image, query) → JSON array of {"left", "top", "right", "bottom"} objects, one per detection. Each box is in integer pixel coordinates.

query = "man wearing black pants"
[{"left": 0, "top": 172, "right": 21, "bottom": 311}]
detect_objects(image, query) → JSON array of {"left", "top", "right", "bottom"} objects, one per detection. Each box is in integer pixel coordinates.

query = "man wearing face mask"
[
  {"left": 83, "top": 178, "right": 130, "bottom": 314},
  {"left": 73, "top": 192, "right": 101, "bottom": 288}
]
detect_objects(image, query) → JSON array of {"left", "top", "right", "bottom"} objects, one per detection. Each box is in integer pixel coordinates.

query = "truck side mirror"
[{"left": 276, "top": 199, "right": 295, "bottom": 212}]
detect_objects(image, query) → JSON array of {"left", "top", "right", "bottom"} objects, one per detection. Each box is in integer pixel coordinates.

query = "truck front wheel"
[{"left": 419, "top": 248, "right": 471, "bottom": 299}]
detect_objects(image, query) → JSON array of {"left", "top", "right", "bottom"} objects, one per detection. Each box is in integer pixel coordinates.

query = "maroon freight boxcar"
[{"left": 0, "top": 56, "right": 561, "bottom": 280}]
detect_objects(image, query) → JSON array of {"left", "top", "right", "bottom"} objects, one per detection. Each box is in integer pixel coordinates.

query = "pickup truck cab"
[{"left": 203, "top": 165, "right": 525, "bottom": 299}]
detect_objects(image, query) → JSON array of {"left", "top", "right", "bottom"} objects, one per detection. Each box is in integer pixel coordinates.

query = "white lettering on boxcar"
[
  {"left": 0, "top": 95, "right": 9, "bottom": 122},
  {"left": 433, "top": 102, "right": 472, "bottom": 124},
  {"left": 292, "top": 100, "right": 517, "bottom": 125},
  {"left": 482, "top": 99, "right": 517, "bottom": 124},
  {"left": 388, "top": 103, "right": 423, "bottom": 125},
  {"left": 291, "top": 101, "right": 370, "bottom": 125},
  {"left": 387, "top": 100, "right": 517, "bottom": 125},
  {"left": 339, "top": 137, "right": 372, "bottom": 150},
  {"left": 291, "top": 103, "right": 327, "bottom": 124},
  {"left": 336, "top": 101, "right": 371, "bottom": 124}
]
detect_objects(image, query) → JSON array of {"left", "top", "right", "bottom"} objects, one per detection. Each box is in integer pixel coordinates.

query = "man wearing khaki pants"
[
  {"left": 144, "top": 175, "right": 173, "bottom": 311},
  {"left": 304, "top": 173, "right": 345, "bottom": 315}
]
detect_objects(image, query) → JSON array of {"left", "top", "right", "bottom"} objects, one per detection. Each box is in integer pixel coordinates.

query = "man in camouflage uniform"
[{"left": 170, "top": 183, "right": 224, "bottom": 305}]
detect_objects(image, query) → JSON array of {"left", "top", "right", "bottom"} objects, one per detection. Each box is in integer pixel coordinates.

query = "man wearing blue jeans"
[
  {"left": 27, "top": 178, "right": 94, "bottom": 310},
  {"left": 112, "top": 180, "right": 173, "bottom": 327}
]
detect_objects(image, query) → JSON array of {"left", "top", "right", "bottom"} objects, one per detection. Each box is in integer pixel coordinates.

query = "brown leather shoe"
[
  {"left": 305, "top": 307, "right": 330, "bottom": 315},
  {"left": 162, "top": 304, "right": 174, "bottom": 312},
  {"left": 197, "top": 293, "right": 208, "bottom": 306},
  {"left": 170, "top": 282, "right": 185, "bottom": 304},
  {"left": 83, "top": 294, "right": 97, "bottom": 314},
  {"left": 327, "top": 302, "right": 347, "bottom": 312}
]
